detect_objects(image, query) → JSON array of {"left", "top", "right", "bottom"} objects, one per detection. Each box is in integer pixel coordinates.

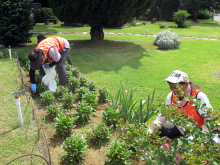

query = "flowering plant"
[
  {"left": 40, "top": 90, "right": 55, "bottom": 105},
  {"left": 61, "top": 133, "right": 89, "bottom": 163},
  {"left": 73, "top": 101, "right": 93, "bottom": 124},
  {"left": 70, "top": 67, "right": 80, "bottom": 78},
  {"left": 79, "top": 76, "right": 88, "bottom": 87},
  {"left": 55, "top": 86, "right": 67, "bottom": 99},
  {"left": 46, "top": 104, "right": 61, "bottom": 120},
  {"left": 61, "top": 92, "right": 75, "bottom": 109},
  {"left": 54, "top": 112, "right": 78, "bottom": 137},
  {"left": 76, "top": 86, "right": 90, "bottom": 99},
  {"left": 87, "top": 80, "right": 96, "bottom": 92},
  {"left": 37, "top": 83, "right": 48, "bottom": 93},
  {"left": 86, "top": 123, "right": 113, "bottom": 147},
  {"left": 98, "top": 86, "right": 108, "bottom": 103},
  {"left": 82, "top": 90, "right": 98, "bottom": 107},
  {"left": 68, "top": 76, "right": 80, "bottom": 93},
  {"left": 100, "top": 107, "right": 118, "bottom": 127},
  {"left": 104, "top": 140, "right": 132, "bottom": 165}
]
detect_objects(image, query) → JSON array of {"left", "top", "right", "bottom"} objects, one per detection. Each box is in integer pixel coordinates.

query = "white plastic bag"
[{"left": 42, "top": 65, "right": 57, "bottom": 93}]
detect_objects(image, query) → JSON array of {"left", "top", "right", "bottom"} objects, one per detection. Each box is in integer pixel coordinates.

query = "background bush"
[
  {"left": 198, "top": 10, "right": 211, "bottom": 19},
  {"left": 154, "top": 30, "right": 182, "bottom": 50},
  {"left": 173, "top": 9, "right": 191, "bottom": 28},
  {"left": 34, "top": 7, "right": 55, "bottom": 23},
  {"left": 0, "top": 0, "right": 35, "bottom": 46}
]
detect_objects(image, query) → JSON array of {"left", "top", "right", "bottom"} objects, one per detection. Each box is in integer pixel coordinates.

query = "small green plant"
[
  {"left": 46, "top": 104, "right": 61, "bottom": 119},
  {"left": 76, "top": 86, "right": 90, "bottom": 100},
  {"left": 104, "top": 140, "right": 132, "bottom": 165},
  {"left": 40, "top": 90, "right": 55, "bottom": 105},
  {"left": 61, "top": 92, "right": 75, "bottom": 109},
  {"left": 173, "top": 9, "right": 191, "bottom": 28},
  {"left": 79, "top": 76, "right": 88, "bottom": 87},
  {"left": 87, "top": 123, "right": 113, "bottom": 147},
  {"left": 66, "top": 62, "right": 72, "bottom": 71},
  {"left": 82, "top": 90, "right": 98, "bottom": 107},
  {"left": 100, "top": 107, "right": 118, "bottom": 127},
  {"left": 87, "top": 80, "right": 96, "bottom": 92},
  {"left": 55, "top": 86, "right": 68, "bottom": 99},
  {"left": 17, "top": 50, "right": 30, "bottom": 70},
  {"left": 74, "top": 101, "right": 93, "bottom": 124},
  {"left": 71, "top": 68, "right": 80, "bottom": 78},
  {"left": 159, "top": 22, "right": 167, "bottom": 28},
  {"left": 61, "top": 134, "right": 89, "bottom": 163},
  {"left": 68, "top": 77, "right": 80, "bottom": 93},
  {"left": 154, "top": 30, "right": 182, "bottom": 50},
  {"left": 35, "top": 70, "right": 43, "bottom": 85},
  {"left": 98, "top": 86, "right": 109, "bottom": 103},
  {"left": 54, "top": 112, "right": 78, "bottom": 137},
  {"left": 2, "top": 49, "right": 9, "bottom": 58},
  {"left": 37, "top": 83, "right": 48, "bottom": 93}
]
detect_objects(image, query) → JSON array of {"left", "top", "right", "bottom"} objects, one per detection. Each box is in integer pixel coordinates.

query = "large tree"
[
  {"left": 180, "top": 0, "right": 217, "bottom": 22},
  {"left": 48, "top": 0, "right": 156, "bottom": 40}
]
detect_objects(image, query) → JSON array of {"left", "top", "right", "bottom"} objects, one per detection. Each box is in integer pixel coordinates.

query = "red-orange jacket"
[{"left": 172, "top": 88, "right": 205, "bottom": 127}]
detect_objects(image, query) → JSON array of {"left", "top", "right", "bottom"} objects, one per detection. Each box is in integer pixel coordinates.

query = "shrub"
[
  {"left": 98, "top": 87, "right": 109, "bottom": 103},
  {"left": 159, "top": 22, "right": 168, "bottom": 28},
  {"left": 104, "top": 140, "right": 132, "bottom": 165},
  {"left": 55, "top": 112, "right": 78, "bottom": 137},
  {"left": 68, "top": 77, "right": 80, "bottom": 93},
  {"left": 86, "top": 123, "right": 113, "bottom": 147},
  {"left": 87, "top": 80, "right": 96, "bottom": 92},
  {"left": 46, "top": 104, "right": 61, "bottom": 120},
  {"left": 0, "top": 0, "right": 35, "bottom": 46},
  {"left": 76, "top": 86, "right": 90, "bottom": 100},
  {"left": 55, "top": 86, "right": 68, "bottom": 99},
  {"left": 34, "top": 7, "right": 55, "bottom": 23},
  {"left": 61, "top": 92, "right": 75, "bottom": 109},
  {"left": 40, "top": 90, "right": 55, "bottom": 105},
  {"left": 61, "top": 134, "right": 89, "bottom": 163},
  {"left": 100, "top": 107, "right": 118, "bottom": 127},
  {"left": 198, "top": 10, "right": 211, "bottom": 19},
  {"left": 81, "top": 91, "right": 98, "bottom": 107},
  {"left": 74, "top": 102, "right": 93, "bottom": 124},
  {"left": 79, "top": 76, "right": 89, "bottom": 87},
  {"left": 173, "top": 10, "right": 191, "bottom": 28},
  {"left": 154, "top": 30, "right": 182, "bottom": 50}
]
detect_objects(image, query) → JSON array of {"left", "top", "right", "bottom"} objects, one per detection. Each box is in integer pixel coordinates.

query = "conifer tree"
[{"left": 48, "top": 0, "right": 156, "bottom": 40}]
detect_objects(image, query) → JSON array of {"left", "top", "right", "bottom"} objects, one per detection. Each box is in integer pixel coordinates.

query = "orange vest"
[
  {"left": 36, "top": 37, "right": 65, "bottom": 62},
  {"left": 171, "top": 88, "right": 204, "bottom": 127}
]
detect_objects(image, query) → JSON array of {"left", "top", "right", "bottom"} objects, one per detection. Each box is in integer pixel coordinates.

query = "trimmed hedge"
[{"left": 34, "top": 7, "right": 56, "bottom": 23}]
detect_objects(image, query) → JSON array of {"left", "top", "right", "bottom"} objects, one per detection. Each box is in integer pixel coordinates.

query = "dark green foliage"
[
  {"left": 17, "top": 51, "right": 30, "bottom": 71},
  {"left": 173, "top": 10, "right": 191, "bottom": 28},
  {"left": 198, "top": 10, "right": 211, "bottom": 19},
  {"left": 0, "top": 0, "right": 35, "bottom": 46},
  {"left": 34, "top": 7, "right": 56, "bottom": 23},
  {"left": 48, "top": 0, "right": 156, "bottom": 40},
  {"left": 148, "top": 0, "right": 180, "bottom": 22}
]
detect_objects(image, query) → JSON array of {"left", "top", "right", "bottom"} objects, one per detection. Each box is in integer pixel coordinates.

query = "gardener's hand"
[
  {"left": 44, "top": 63, "right": 52, "bottom": 69},
  {"left": 31, "top": 83, "right": 36, "bottom": 94}
]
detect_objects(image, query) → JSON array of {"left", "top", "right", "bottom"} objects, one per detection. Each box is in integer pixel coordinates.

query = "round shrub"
[
  {"left": 34, "top": 7, "right": 55, "bottom": 23},
  {"left": 159, "top": 22, "right": 168, "bottom": 28},
  {"left": 173, "top": 9, "right": 190, "bottom": 28},
  {"left": 198, "top": 10, "right": 211, "bottom": 19},
  {"left": 154, "top": 30, "right": 182, "bottom": 50}
]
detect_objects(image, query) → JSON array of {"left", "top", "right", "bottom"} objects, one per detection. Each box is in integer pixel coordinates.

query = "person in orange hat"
[
  {"left": 149, "top": 70, "right": 213, "bottom": 139},
  {"left": 28, "top": 36, "right": 70, "bottom": 94}
]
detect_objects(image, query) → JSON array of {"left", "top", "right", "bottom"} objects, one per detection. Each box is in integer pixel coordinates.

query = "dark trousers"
[
  {"left": 159, "top": 122, "right": 184, "bottom": 139},
  {"left": 40, "top": 48, "right": 69, "bottom": 86}
]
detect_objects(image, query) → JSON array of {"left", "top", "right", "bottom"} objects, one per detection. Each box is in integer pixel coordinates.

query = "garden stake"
[
  {"left": 8, "top": 45, "right": 11, "bottom": 60},
  {"left": 9, "top": 89, "right": 24, "bottom": 126}
]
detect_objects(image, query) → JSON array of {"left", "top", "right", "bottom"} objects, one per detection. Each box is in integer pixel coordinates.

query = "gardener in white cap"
[
  {"left": 28, "top": 36, "right": 70, "bottom": 94},
  {"left": 149, "top": 70, "right": 213, "bottom": 139}
]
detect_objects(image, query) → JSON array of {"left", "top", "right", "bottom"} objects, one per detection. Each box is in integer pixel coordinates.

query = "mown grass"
[{"left": 0, "top": 59, "right": 46, "bottom": 164}]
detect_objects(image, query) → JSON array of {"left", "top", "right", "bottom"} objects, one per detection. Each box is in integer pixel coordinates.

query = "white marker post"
[
  {"left": 9, "top": 89, "right": 24, "bottom": 126},
  {"left": 8, "top": 45, "right": 11, "bottom": 60}
]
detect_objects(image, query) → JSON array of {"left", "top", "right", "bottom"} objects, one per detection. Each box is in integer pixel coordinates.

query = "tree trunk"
[
  {"left": 192, "top": 10, "right": 198, "bottom": 22},
  {"left": 90, "top": 26, "right": 104, "bottom": 41}
]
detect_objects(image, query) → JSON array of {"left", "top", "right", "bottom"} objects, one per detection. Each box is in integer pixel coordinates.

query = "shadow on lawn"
[{"left": 68, "top": 39, "right": 150, "bottom": 74}]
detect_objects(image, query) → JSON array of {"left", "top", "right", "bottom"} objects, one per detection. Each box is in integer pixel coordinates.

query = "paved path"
[{"left": 32, "top": 31, "right": 220, "bottom": 41}]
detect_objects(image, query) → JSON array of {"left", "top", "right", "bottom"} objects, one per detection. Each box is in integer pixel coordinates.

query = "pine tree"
[{"left": 48, "top": 0, "right": 156, "bottom": 40}]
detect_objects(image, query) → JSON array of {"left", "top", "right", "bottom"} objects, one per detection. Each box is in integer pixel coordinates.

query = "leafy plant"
[
  {"left": 173, "top": 9, "right": 191, "bottom": 28},
  {"left": 68, "top": 76, "right": 80, "bottom": 93},
  {"left": 159, "top": 22, "right": 168, "bottom": 28},
  {"left": 104, "top": 140, "right": 132, "bottom": 165},
  {"left": 70, "top": 68, "right": 80, "bottom": 78},
  {"left": 74, "top": 102, "right": 93, "bottom": 124},
  {"left": 82, "top": 90, "right": 98, "bottom": 107},
  {"left": 79, "top": 76, "right": 88, "bottom": 87},
  {"left": 65, "top": 62, "right": 72, "bottom": 71},
  {"left": 54, "top": 112, "right": 78, "bottom": 137},
  {"left": 98, "top": 86, "right": 109, "bottom": 103},
  {"left": 101, "top": 107, "right": 119, "bottom": 127},
  {"left": 1, "top": 49, "right": 9, "bottom": 58},
  {"left": 55, "top": 86, "right": 68, "bottom": 99},
  {"left": 61, "top": 134, "right": 89, "bottom": 163},
  {"left": 87, "top": 80, "right": 96, "bottom": 92},
  {"left": 154, "top": 30, "right": 182, "bottom": 50},
  {"left": 76, "top": 86, "right": 90, "bottom": 100},
  {"left": 61, "top": 92, "right": 75, "bottom": 109},
  {"left": 17, "top": 50, "right": 30, "bottom": 70},
  {"left": 86, "top": 123, "right": 113, "bottom": 147},
  {"left": 46, "top": 104, "right": 61, "bottom": 120},
  {"left": 40, "top": 90, "right": 55, "bottom": 105},
  {"left": 34, "top": 7, "right": 55, "bottom": 23},
  {"left": 37, "top": 83, "right": 48, "bottom": 93},
  {"left": 35, "top": 70, "right": 43, "bottom": 85}
]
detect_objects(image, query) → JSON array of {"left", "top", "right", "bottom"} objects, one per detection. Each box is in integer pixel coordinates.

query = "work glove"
[
  {"left": 44, "top": 63, "right": 52, "bottom": 69},
  {"left": 31, "top": 83, "right": 36, "bottom": 94}
]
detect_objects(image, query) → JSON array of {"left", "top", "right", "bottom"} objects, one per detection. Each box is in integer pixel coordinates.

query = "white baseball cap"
[{"left": 163, "top": 70, "right": 189, "bottom": 83}]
